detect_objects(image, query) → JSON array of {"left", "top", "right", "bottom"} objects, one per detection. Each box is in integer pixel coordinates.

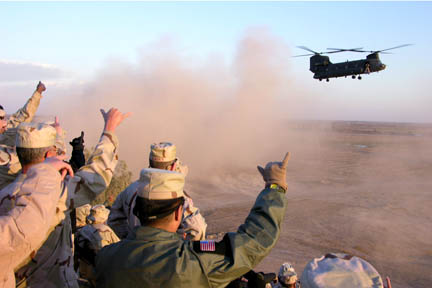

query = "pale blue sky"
[{"left": 1, "top": 1, "right": 431, "bottom": 122}]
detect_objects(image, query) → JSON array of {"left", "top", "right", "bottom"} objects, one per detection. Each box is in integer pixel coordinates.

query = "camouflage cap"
[
  {"left": 87, "top": 204, "right": 110, "bottom": 224},
  {"left": 150, "top": 142, "right": 176, "bottom": 162},
  {"left": 278, "top": 262, "right": 298, "bottom": 285},
  {"left": 15, "top": 122, "right": 56, "bottom": 148},
  {"left": 76, "top": 204, "right": 92, "bottom": 228},
  {"left": 137, "top": 168, "right": 185, "bottom": 200}
]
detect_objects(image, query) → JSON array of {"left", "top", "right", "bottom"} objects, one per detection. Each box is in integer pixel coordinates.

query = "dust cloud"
[{"left": 43, "top": 28, "right": 306, "bottom": 177}]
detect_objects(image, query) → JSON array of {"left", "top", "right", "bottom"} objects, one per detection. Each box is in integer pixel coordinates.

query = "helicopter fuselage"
[{"left": 310, "top": 53, "right": 386, "bottom": 80}]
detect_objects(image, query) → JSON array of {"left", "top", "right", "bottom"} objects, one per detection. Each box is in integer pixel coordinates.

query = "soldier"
[
  {"left": 108, "top": 142, "right": 207, "bottom": 240},
  {"left": 0, "top": 82, "right": 47, "bottom": 190},
  {"left": 96, "top": 153, "right": 290, "bottom": 288},
  {"left": 75, "top": 205, "right": 119, "bottom": 287},
  {"left": 0, "top": 107, "right": 130, "bottom": 288},
  {"left": 0, "top": 157, "right": 73, "bottom": 288},
  {"left": 272, "top": 263, "right": 298, "bottom": 288}
]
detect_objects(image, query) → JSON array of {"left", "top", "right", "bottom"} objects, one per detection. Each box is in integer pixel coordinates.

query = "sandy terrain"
[{"left": 187, "top": 121, "right": 432, "bottom": 288}]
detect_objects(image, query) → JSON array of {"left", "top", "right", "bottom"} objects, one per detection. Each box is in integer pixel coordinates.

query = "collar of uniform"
[{"left": 132, "top": 226, "right": 183, "bottom": 241}]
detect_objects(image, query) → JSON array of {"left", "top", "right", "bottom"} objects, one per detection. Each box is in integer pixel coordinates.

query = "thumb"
[
  {"left": 281, "top": 152, "right": 290, "bottom": 168},
  {"left": 257, "top": 166, "right": 265, "bottom": 177}
]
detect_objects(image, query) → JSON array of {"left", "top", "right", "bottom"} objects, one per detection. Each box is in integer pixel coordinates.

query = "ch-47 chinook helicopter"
[{"left": 295, "top": 44, "right": 412, "bottom": 82}]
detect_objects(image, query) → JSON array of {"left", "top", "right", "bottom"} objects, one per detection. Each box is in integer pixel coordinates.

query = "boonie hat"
[
  {"left": 16, "top": 123, "right": 56, "bottom": 148},
  {"left": 150, "top": 142, "right": 176, "bottom": 162},
  {"left": 278, "top": 262, "right": 298, "bottom": 285},
  {"left": 137, "top": 168, "right": 185, "bottom": 200},
  {"left": 300, "top": 253, "right": 383, "bottom": 288},
  {"left": 87, "top": 204, "right": 110, "bottom": 224}
]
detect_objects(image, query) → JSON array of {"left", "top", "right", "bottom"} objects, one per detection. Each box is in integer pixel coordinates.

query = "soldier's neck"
[{"left": 21, "top": 160, "right": 44, "bottom": 174}]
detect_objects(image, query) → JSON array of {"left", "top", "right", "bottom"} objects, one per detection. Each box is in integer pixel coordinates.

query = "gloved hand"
[
  {"left": 69, "top": 131, "right": 85, "bottom": 150},
  {"left": 257, "top": 152, "right": 290, "bottom": 191}
]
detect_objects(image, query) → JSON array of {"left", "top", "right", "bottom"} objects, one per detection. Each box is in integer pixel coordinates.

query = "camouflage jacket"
[
  {"left": 0, "top": 131, "right": 119, "bottom": 288},
  {"left": 0, "top": 163, "right": 62, "bottom": 288}
]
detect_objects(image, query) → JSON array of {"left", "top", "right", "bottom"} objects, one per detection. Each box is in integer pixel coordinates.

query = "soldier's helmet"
[
  {"left": 15, "top": 122, "right": 56, "bottom": 148},
  {"left": 86, "top": 204, "right": 110, "bottom": 225},
  {"left": 278, "top": 262, "right": 298, "bottom": 286}
]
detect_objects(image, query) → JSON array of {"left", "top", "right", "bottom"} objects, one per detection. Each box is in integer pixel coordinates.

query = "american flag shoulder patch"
[{"left": 200, "top": 240, "right": 216, "bottom": 252}]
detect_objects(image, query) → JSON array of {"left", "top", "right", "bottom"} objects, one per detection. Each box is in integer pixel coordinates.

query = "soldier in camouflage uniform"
[
  {"left": 108, "top": 142, "right": 207, "bottom": 240},
  {"left": 96, "top": 153, "right": 290, "bottom": 288},
  {"left": 0, "top": 158, "right": 73, "bottom": 288},
  {"left": 0, "top": 82, "right": 46, "bottom": 190},
  {"left": 75, "top": 204, "right": 119, "bottom": 287},
  {"left": 0, "top": 107, "right": 130, "bottom": 288}
]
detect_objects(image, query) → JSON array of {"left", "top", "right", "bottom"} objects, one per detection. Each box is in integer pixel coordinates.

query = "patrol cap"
[
  {"left": 137, "top": 168, "right": 185, "bottom": 200},
  {"left": 150, "top": 142, "right": 176, "bottom": 162},
  {"left": 15, "top": 122, "right": 56, "bottom": 148},
  {"left": 87, "top": 204, "right": 110, "bottom": 224},
  {"left": 278, "top": 262, "right": 298, "bottom": 285}
]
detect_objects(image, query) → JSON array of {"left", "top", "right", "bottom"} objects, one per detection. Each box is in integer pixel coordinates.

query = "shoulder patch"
[
  {"left": 192, "top": 234, "right": 231, "bottom": 256},
  {"left": 199, "top": 240, "right": 215, "bottom": 251}
]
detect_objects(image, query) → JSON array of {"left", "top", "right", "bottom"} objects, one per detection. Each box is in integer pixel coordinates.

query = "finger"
[
  {"left": 122, "top": 112, "right": 133, "bottom": 120},
  {"left": 55, "top": 116, "right": 59, "bottom": 125},
  {"left": 65, "top": 164, "right": 74, "bottom": 177},
  {"left": 281, "top": 152, "right": 290, "bottom": 168},
  {"left": 257, "top": 166, "right": 265, "bottom": 176},
  {"left": 60, "top": 169, "right": 67, "bottom": 181}
]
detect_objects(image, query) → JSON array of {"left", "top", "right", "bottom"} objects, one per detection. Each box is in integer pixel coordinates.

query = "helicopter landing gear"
[
  {"left": 352, "top": 75, "right": 356, "bottom": 79},
  {"left": 358, "top": 76, "right": 362, "bottom": 80},
  {"left": 326, "top": 79, "right": 329, "bottom": 82}
]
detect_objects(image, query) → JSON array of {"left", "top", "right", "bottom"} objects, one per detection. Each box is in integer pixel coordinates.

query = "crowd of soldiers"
[{"left": 0, "top": 82, "right": 390, "bottom": 288}]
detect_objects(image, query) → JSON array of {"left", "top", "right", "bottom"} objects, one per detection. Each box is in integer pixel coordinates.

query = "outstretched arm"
[
  {"left": 198, "top": 153, "right": 290, "bottom": 287},
  {"left": 67, "top": 108, "right": 131, "bottom": 208},
  {"left": 1, "top": 82, "right": 46, "bottom": 147}
]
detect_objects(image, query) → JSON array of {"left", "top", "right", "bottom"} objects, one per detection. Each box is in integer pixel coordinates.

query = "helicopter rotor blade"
[
  {"left": 327, "top": 47, "right": 364, "bottom": 52},
  {"left": 292, "top": 53, "right": 316, "bottom": 57},
  {"left": 297, "top": 46, "right": 319, "bottom": 54},
  {"left": 378, "top": 44, "right": 413, "bottom": 53}
]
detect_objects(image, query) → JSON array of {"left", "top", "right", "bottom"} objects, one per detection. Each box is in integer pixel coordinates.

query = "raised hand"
[
  {"left": 100, "top": 108, "right": 132, "bottom": 133},
  {"left": 257, "top": 152, "right": 290, "bottom": 191}
]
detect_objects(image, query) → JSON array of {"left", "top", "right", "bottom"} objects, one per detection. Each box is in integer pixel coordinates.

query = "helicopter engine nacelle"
[{"left": 310, "top": 55, "right": 331, "bottom": 72}]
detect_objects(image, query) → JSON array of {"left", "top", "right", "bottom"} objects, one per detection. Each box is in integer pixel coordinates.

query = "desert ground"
[{"left": 187, "top": 121, "right": 432, "bottom": 288}]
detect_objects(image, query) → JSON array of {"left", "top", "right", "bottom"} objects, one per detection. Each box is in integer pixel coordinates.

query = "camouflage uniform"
[
  {"left": 0, "top": 163, "right": 62, "bottom": 288},
  {"left": 97, "top": 168, "right": 288, "bottom": 288},
  {"left": 0, "top": 123, "right": 119, "bottom": 288},
  {"left": 76, "top": 205, "right": 119, "bottom": 287},
  {"left": 0, "top": 91, "right": 42, "bottom": 190},
  {"left": 108, "top": 142, "right": 207, "bottom": 240}
]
